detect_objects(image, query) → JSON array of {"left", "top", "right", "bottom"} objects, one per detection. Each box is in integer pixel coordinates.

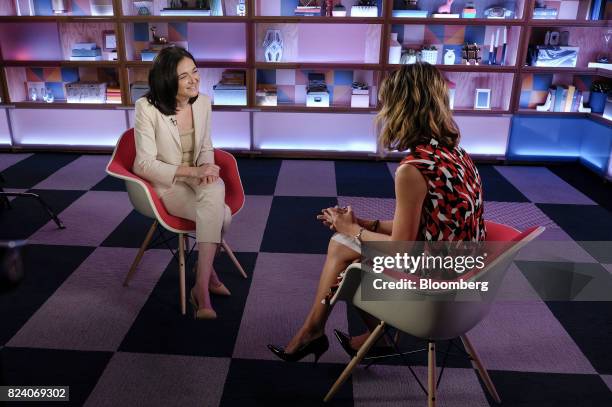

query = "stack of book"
[
  {"left": 213, "top": 70, "right": 247, "bottom": 106},
  {"left": 106, "top": 86, "right": 121, "bottom": 104},
  {"left": 532, "top": 7, "right": 558, "bottom": 19},
  {"left": 536, "top": 85, "right": 585, "bottom": 112},
  {"left": 70, "top": 43, "right": 102, "bottom": 61},
  {"left": 294, "top": 5, "right": 321, "bottom": 16}
]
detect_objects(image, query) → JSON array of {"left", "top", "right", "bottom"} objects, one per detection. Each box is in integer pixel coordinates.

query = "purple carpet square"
[
  {"left": 33, "top": 155, "right": 110, "bottom": 190},
  {"left": 601, "top": 375, "right": 612, "bottom": 392},
  {"left": 493, "top": 166, "right": 596, "bottom": 205},
  {"left": 352, "top": 366, "right": 489, "bottom": 407},
  {"left": 7, "top": 247, "right": 171, "bottom": 352},
  {"left": 496, "top": 264, "right": 543, "bottom": 302},
  {"left": 484, "top": 202, "right": 558, "bottom": 232},
  {"left": 232, "top": 252, "right": 350, "bottom": 363},
  {"left": 467, "top": 301, "right": 596, "bottom": 374},
  {"left": 223, "top": 195, "right": 273, "bottom": 252},
  {"left": 536, "top": 226, "right": 574, "bottom": 241},
  {"left": 274, "top": 160, "right": 337, "bottom": 197},
  {"left": 0, "top": 153, "right": 32, "bottom": 172},
  {"left": 84, "top": 352, "right": 230, "bottom": 407},
  {"left": 28, "top": 191, "right": 134, "bottom": 246},
  {"left": 337, "top": 196, "right": 396, "bottom": 222}
]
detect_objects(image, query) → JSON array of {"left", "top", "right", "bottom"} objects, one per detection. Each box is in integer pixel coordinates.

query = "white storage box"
[
  {"left": 307, "top": 91, "right": 330, "bottom": 107},
  {"left": 351, "top": 94, "right": 369, "bottom": 108},
  {"left": 213, "top": 87, "right": 247, "bottom": 106}
]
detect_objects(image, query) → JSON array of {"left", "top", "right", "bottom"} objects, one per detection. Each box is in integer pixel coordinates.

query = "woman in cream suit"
[{"left": 134, "top": 46, "right": 230, "bottom": 320}]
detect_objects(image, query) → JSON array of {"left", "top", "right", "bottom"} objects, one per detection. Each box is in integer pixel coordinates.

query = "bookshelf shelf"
[
  {"left": 389, "top": 18, "right": 525, "bottom": 26},
  {"left": 0, "top": 0, "right": 609, "bottom": 156},
  {"left": 253, "top": 16, "right": 385, "bottom": 24}
]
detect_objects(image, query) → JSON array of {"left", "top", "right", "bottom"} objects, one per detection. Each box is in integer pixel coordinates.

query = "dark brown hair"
[{"left": 145, "top": 46, "right": 198, "bottom": 115}]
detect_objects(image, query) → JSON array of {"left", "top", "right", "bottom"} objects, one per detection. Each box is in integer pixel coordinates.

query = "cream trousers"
[{"left": 161, "top": 178, "right": 230, "bottom": 243}]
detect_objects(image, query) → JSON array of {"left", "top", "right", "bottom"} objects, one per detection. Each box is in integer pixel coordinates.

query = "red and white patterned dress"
[{"left": 401, "top": 138, "right": 486, "bottom": 242}]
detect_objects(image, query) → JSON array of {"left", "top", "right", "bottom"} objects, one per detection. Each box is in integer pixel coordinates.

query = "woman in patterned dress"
[{"left": 268, "top": 63, "right": 486, "bottom": 362}]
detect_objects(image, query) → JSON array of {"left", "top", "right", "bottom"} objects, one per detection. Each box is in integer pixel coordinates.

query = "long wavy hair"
[{"left": 376, "top": 63, "right": 460, "bottom": 152}]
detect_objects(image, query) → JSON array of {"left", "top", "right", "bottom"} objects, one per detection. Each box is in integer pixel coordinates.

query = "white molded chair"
[{"left": 324, "top": 221, "right": 545, "bottom": 406}]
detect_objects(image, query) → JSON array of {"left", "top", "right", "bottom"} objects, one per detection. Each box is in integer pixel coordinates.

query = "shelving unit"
[{"left": 0, "top": 0, "right": 609, "bottom": 159}]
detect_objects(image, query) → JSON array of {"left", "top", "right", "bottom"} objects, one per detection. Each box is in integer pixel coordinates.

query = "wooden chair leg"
[
  {"left": 178, "top": 233, "right": 186, "bottom": 315},
  {"left": 428, "top": 341, "right": 436, "bottom": 407},
  {"left": 123, "top": 220, "right": 158, "bottom": 287},
  {"left": 460, "top": 334, "right": 501, "bottom": 403},
  {"left": 324, "top": 321, "right": 386, "bottom": 403},
  {"left": 221, "top": 239, "right": 247, "bottom": 279}
]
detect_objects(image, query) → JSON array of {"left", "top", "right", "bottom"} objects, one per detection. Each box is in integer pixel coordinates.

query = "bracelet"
[
  {"left": 371, "top": 219, "right": 380, "bottom": 232},
  {"left": 354, "top": 227, "right": 365, "bottom": 242}
]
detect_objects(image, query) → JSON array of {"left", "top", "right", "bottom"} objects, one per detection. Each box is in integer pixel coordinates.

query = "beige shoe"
[
  {"left": 193, "top": 262, "right": 231, "bottom": 296},
  {"left": 209, "top": 282, "right": 231, "bottom": 296},
  {"left": 189, "top": 289, "right": 217, "bottom": 320}
]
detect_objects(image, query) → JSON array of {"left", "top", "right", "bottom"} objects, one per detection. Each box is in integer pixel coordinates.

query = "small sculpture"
[
  {"left": 263, "top": 30, "right": 283, "bottom": 63},
  {"left": 150, "top": 26, "right": 168, "bottom": 45},
  {"left": 444, "top": 48, "right": 456, "bottom": 65},
  {"left": 437, "top": 0, "right": 454, "bottom": 14}
]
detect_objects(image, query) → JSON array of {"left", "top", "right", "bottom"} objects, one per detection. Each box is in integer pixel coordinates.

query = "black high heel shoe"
[
  {"left": 267, "top": 335, "right": 329, "bottom": 363},
  {"left": 334, "top": 329, "right": 395, "bottom": 359}
]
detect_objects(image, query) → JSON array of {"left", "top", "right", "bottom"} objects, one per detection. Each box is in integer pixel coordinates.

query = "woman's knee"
[{"left": 327, "top": 237, "right": 359, "bottom": 261}]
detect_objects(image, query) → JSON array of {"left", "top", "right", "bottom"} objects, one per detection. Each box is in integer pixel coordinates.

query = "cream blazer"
[{"left": 133, "top": 94, "right": 214, "bottom": 197}]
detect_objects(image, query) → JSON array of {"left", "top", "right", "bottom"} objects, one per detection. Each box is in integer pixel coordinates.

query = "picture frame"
[
  {"left": 474, "top": 88, "right": 491, "bottom": 109},
  {"left": 102, "top": 30, "right": 117, "bottom": 51}
]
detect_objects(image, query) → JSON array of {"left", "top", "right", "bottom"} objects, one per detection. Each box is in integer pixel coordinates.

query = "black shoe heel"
[{"left": 268, "top": 335, "right": 329, "bottom": 363}]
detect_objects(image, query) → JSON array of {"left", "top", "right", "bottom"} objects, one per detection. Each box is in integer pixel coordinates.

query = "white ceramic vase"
[{"left": 263, "top": 29, "right": 283, "bottom": 63}]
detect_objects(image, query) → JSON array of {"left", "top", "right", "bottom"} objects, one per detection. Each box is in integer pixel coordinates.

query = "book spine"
[
  {"left": 572, "top": 91, "right": 582, "bottom": 112},
  {"left": 590, "top": 0, "right": 603, "bottom": 19},
  {"left": 564, "top": 86, "right": 576, "bottom": 112},
  {"left": 549, "top": 86, "right": 557, "bottom": 112},
  {"left": 553, "top": 86, "right": 565, "bottom": 112}
]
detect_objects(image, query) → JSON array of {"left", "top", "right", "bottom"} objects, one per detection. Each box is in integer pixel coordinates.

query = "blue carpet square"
[
  {"left": 236, "top": 158, "right": 281, "bottom": 195},
  {"left": 335, "top": 161, "right": 395, "bottom": 198},
  {"left": 0, "top": 347, "right": 112, "bottom": 407},
  {"left": 260, "top": 196, "right": 337, "bottom": 254},
  {"left": 118, "top": 252, "right": 257, "bottom": 358},
  {"left": 536, "top": 204, "right": 612, "bottom": 241},
  {"left": 0, "top": 189, "right": 86, "bottom": 240},
  {"left": 220, "top": 358, "right": 353, "bottom": 406},
  {"left": 476, "top": 165, "right": 529, "bottom": 202}
]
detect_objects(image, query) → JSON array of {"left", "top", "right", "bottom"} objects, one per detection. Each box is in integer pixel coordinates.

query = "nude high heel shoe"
[
  {"left": 193, "top": 262, "right": 231, "bottom": 296},
  {"left": 189, "top": 289, "right": 217, "bottom": 320}
]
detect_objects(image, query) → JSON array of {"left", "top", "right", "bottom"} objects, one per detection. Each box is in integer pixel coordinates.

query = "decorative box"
[
  {"left": 350, "top": 6, "right": 378, "bottom": 17},
  {"left": 307, "top": 91, "right": 330, "bottom": 107},
  {"left": 533, "top": 46, "right": 579, "bottom": 67},
  {"left": 420, "top": 49, "right": 438, "bottom": 64},
  {"left": 66, "top": 82, "right": 107, "bottom": 104},
  {"left": 130, "top": 82, "right": 149, "bottom": 103},
  {"left": 90, "top": 0, "right": 113, "bottom": 16}
]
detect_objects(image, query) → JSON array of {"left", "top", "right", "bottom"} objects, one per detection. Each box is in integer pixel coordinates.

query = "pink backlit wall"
[
  {"left": 187, "top": 23, "right": 246, "bottom": 61},
  {"left": 0, "top": 109, "right": 11, "bottom": 145},
  {"left": 0, "top": 23, "right": 63, "bottom": 60}
]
